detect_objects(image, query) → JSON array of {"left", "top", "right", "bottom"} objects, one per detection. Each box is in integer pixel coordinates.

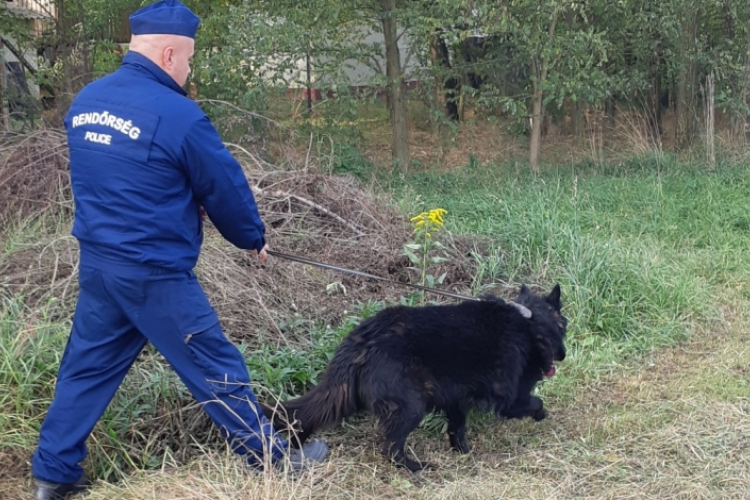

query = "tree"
[
  {"left": 526, "top": 1, "right": 561, "bottom": 172},
  {"left": 196, "top": 0, "right": 412, "bottom": 169},
  {"left": 675, "top": 0, "right": 700, "bottom": 150},
  {"left": 379, "top": 0, "right": 410, "bottom": 169}
]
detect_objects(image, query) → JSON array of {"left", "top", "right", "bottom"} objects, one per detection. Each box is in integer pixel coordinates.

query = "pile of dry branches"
[
  {"left": 0, "top": 130, "right": 78, "bottom": 313},
  {"left": 0, "top": 128, "right": 480, "bottom": 345},
  {"left": 0, "top": 129, "right": 73, "bottom": 223}
]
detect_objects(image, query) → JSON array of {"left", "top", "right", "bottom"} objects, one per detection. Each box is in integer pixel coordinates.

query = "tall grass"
[
  {"left": 0, "top": 298, "right": 66, "bottom": 449},
  {"left": 395, "top": 156, "right": 750, "bottom": 379}
]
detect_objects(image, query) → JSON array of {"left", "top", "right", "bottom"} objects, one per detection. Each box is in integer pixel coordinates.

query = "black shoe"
[
  {"left": 276, "top": 439, "right": 329, "bottom": 472},
  {"left": 32, "top": 472, "right": 90, "bottom": 500}
]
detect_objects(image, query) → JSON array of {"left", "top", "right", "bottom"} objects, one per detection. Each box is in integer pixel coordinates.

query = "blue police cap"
[{"left": 129, "top": 0, "right": 200, "bottom": 39}]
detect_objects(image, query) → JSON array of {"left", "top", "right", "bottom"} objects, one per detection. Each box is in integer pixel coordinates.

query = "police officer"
[{"left": 31, "top": 2, "right": 327, "bottom": 498}]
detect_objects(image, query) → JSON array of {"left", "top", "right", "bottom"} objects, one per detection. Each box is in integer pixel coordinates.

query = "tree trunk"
[
  {"left": 0, "top": 38, "right": 5, "bottom": 129},
  {"left": 675, "top": 5, "right": 699, "bottom": 151},
  {"left": 528, "top": 8, "right": 559, "bottom": 173},
  {"left": 645, "top": 56, "right": 662, "bottom": 145},
  {"left": 429, "top": 34, "right": 458, "bottom": 121},
  {"left": 566, "top": 8, "right": 584, "bottom": 139},
  {"left": 705, "top": 71, "right": 715, "bottom": 170},
  {"left": 380, "top": 0, "right": 410, "bottom": 171},
  {"left": 605, "top": 94, "right": 617, "bottom": 132},
  {"left": 572, "top": 98, "right": 585, "bottom": 137},
  {"left": 529, "top": 67, "right": 544, "bottom": 173},
  {"left": 306, "top": 47, "right": 313, "bottom": 114},
  {"left": 742, "top": 36, "right": 750, "bottom": 141}
]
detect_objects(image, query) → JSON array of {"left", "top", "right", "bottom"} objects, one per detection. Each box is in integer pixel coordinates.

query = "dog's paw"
[
  {"left": 532, "top": 408, "right": 547, "bottom": 421},
  {"left": 398, "top": 458, "right": 433, "bottom": 472},
  {"left": 528, "top": 396, "right": 544, "bottom": 411},
  {"left": 449, "top": 431, "right": 471, "bottom": 454},
  {"left": 450, "top": 440, "right": 471, "bottom": 454}
]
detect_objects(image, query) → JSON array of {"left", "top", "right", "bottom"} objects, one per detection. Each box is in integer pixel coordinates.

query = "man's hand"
[{"left": 250, "top": 244, "right": 269, "bottom": 264}]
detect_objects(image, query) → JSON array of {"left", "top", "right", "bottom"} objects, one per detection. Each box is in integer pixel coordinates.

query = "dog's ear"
[
  {"left": 519, "top": 284, "right": 531, "bottom": 297},
  {"left": 545, "top": 283, "right": 561, "bottom": 310}
]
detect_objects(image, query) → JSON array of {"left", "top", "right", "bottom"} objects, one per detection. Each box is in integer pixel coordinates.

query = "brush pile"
[{"left": 0, "top": 128, "right": 480, "bottom": 345}]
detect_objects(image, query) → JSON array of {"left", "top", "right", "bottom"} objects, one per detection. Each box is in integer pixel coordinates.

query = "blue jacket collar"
[{"left": 121, "top": 51, "right": 187, "bottom": 96}]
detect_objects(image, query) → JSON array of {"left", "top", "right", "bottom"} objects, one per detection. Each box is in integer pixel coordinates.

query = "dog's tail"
[{"left": 261, "top": 346, "right": 361, "bottom": 445}]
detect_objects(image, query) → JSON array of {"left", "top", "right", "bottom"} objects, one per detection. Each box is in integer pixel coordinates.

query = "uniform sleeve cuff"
[{"left": 255, "top": 236, "right": 266, "bottom": 253}]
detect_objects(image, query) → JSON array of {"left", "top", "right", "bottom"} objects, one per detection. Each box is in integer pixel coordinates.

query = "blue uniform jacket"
[{"left": 65, "top": 51, "right": 265, "bottom": 273}]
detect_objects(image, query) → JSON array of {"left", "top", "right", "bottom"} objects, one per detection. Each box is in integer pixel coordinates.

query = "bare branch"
[{"left": 251, "top": 185, "right": 366, "bottom": 238}]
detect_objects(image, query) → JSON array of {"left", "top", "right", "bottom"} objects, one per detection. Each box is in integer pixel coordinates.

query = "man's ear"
[{"left": 163, "top": 47, "right": 175, "bottom": 68}]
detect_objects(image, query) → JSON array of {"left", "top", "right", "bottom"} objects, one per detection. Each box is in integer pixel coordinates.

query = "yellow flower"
[
  {"left": 428, "top": 208, "right": 447, "bottom": 225},
  {"left": 410, "top": 208, "right": 447, "bottom": 233},
  {"left": 410, "top": 212, "right": 428, "bottom": 223}
]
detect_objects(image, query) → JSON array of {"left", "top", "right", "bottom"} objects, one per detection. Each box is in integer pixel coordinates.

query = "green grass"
[
  {"left": 0, "top": 298, "right": 65, "bottom": 448},
  {"left": 245, "top": 301, "right": 386, "bottom": 400},
  {"left": 392, "top": 156, "right": 750, "bottom": 396}
]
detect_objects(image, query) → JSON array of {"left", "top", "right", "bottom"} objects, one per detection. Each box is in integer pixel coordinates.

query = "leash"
[
  {"left": 266, "top": 249, "right": 533, "bottom": 318},
  {"left": 267, "top": 250, "right": 479, "bottom": 301}
]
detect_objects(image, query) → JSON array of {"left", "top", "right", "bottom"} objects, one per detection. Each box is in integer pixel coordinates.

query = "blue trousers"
[{"left": 32, "top": 264, "right": 287, "bottom": 484}]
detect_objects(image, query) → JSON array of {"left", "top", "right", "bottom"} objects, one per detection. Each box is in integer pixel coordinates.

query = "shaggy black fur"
[{"left": 263, "top": 284, "right": 567, "bottom": 471}]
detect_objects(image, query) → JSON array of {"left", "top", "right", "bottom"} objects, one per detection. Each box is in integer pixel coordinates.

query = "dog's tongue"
[{"left": 544, "top": 365, "right": 556, "bottom": 378}]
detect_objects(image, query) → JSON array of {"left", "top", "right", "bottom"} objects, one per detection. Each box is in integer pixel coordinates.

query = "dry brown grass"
[{"left": 0, "top": 129, "right": 73, "bottom": 225}]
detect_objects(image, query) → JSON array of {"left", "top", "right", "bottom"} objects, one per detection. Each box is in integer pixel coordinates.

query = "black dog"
[{"left": 263, "top": 284, "right": 567, "bottom": 471}]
